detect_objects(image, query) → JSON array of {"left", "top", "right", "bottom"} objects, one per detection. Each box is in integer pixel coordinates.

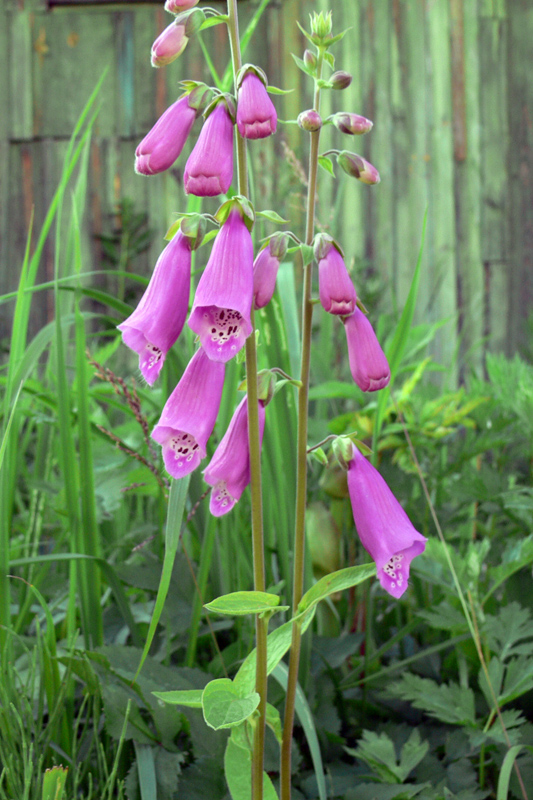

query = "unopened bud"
[
  {"left": 332, "top": 437, "right": 354, "bottom": 471},
  {"left": 330, "top": 71, "right": 353, "bottom": 90},
  {"left": 269, "top": 232, "right": 289, "bottom": 260},
  {"left": 298, "top": 109, "right": 322, "bottom": 132},
  {"left": 165, "top": 0, "right": 199, "bottom": 11},
  {"left": 180, "top": 7, "right": 205, "bottom": 37},
  {"left": 313, "top": 232, "right": 334, "bottom": 262},
  {"left": 257, "top": 370, "right": 277, "bottom": 405},
  {"left": 310, "top": 10, "right": 333, "bottom": 39},
  {"left": 332, "top": 112, "right": 373, "bottom": 135},
  {"left": 337, "top": 151, "right": 380, "bottom": 185},
  {"left": 303, "top": 49, "right": 317, "bottom": 70}
]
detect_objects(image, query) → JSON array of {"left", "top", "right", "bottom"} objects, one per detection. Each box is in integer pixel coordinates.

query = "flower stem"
[
  {"left": 280, "top": 50, "right": 324, "bottom": 800},
  {"left": 227, "top": 3, "right": 267, "bottom": 799}
]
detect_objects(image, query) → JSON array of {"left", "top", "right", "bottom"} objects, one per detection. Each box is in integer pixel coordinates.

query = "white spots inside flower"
[
  {"left": 145, "top": 343, "right": 162, "bottom": 368},
  {"left": 215, "top": 482, "right": 232, "bottom": 509},
  {"left": 383, "top": 554, "right": 404, "bottom": 589},
  {"left": 204, "top": 308, "right": 244, "bottom": 351},
  {"left": 169, "top": 432, "right": 199, "bottom": 468}
]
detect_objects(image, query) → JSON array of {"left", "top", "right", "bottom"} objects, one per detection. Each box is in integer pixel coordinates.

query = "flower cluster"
[{"left": 117, "top": 4, "right": 425, "bottom": 597}]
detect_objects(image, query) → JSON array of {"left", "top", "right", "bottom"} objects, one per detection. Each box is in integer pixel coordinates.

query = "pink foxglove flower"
[
  {"left": 135, "top": 94, "right": 197, "bottom": 176},
  {"left": 151, "top": 349, "right": 225, "bottom": 479},
  {"left": 343, "top": 308, "right": 390, "bottom": 392},
  {"left": 347, "top": 445, "right": 427, "bottom": 598},
  {"left": 151, "top": 20, "right": 188, "bottom": 67},
  {"left": 317, "top": 240, "right": 357, "bottom": 316},
  {"left": 204, "top": 397, "right": 266, "bottom": 516},
  {"left": 184, "top": 103, "right": 234, "bottom": 196},
  {"left": 253, "top": 234, "right": 287, "bottom": 309},
  {"left": 236, "top": 72, "right": 277, "bottom": 140},
  {"left": 165, "top": 0, "right": 198, "bottom": 11},
  {"left": 188, "top": 209, "right": 253, "bottom": 362},
  {"left": 118, "top": 231, "right": 191, "bottom": 385}
]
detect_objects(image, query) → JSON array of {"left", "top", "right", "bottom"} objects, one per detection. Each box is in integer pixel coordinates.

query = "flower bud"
[
  {"left": 253, "top": 242, "right": 280, "bottom": 309},
  {"left": 306, "top": 503, "right": 341, "bottom": 577},
  {"left": 310, "top": 10, "right": 332, "bottom": 39},
  {"left": 330, "top": 71, "right": 353, "bottom": 90},
  {"left": 181, "top": 7, "right": 205, "bottom": 37},
  {"left": 332, "top": 436, "right": 354, "bottom": 471},
  {"left": 332, "top": 112, "right": 373, "bottom": 135},
  {"left": 151, "top": 21, "right": 188, "bottom": 67},
  {"left": 337, "top": 151, "right": 380, "bottom": 185},
  {"left": 165, "top": 0, "right": 199, "bottom": 11},
  {"left": 303, "top": 49, "right": 317, "bottom": 70},
  {"left": 256, "top": 370, "right": 277, "bottom": 405},
  {"left": 297, "top": 109, "right": 322, "bottom": 132}
]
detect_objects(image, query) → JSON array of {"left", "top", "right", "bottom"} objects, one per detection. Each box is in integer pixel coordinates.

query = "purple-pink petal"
[
  {"left": 135, "top": 95, "right": 197, "bottom": 175},
  {"left": 347, "top": 446, "right": 427, "bottom": 598},
  {"left": 253, "top": 244, "right": 280, "bottom": 309},
  {"left": 188, "top": 210, "right": 253, "bottom": 362},
  {"left": 151, "top": 348, "right": 225, "bottom": 479},
  {"left": 318, "top": 245, "right": 357, "bottom": 316},
  {"left": 184, "top": 103, "right": 234, "bottom": 197},
  {"left": 204, "top": 397, "right": 266, "bottom": 516},
  {"left": 151, "top": 22, "right": 188, "bottom": 67},
  {"left": 118, "top": 231, "right": 192, "bottom": 385},
  {"left": 343, "top": 308, "right": 390, "bottom": 392},
  {"left": 236, "top": 73, "right": 277, "bottom": 140}
]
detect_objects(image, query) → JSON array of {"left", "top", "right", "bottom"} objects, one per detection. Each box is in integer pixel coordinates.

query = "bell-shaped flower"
[
  {"left": 151, "top": 20, "right": 188, "bottom": 67},
  {"left": 204, "top": 397, "right": 266, "bottom": 516},
  {"left": 184, "top": 102, "right": 234, "bottom": 196},
  {"left": 188, "top": 209, "right": 253, "bottom": 362},
  {"left": 118, "top": 231, "right": 192, "bottom": 385},
  {"left": 316, "top": 238, "right": 357, "bottom": 316},
  {"left": 236, "top": 72, "right": 277, "bottom": 140},
  {"left": 253, "top": 233, "right": 287, "bottom": 309},
  {"left": 347, "top": 445, "right": 427, "bottom": 598},
  {"left": 151, "top": 348, "right": 225, "bottom": 479},
  {"left": 135, "top": 94, "right": 197, "bottom": 176},
  {"left": 343, "top": 308, "right": 390, "bottom": 392}
]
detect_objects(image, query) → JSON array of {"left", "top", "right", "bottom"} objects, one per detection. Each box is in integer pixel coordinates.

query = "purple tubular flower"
[
  {"left": 318, "top": 245, "right": 357, "bottom": 315},
  {"left": 253, "top": 244, "right": 280, "bottom": 309},
  {"left": 236, "top": 73, "right": 277, "bottom": 140},
  {"left": 151, "top": 348, "right": 225, "bottom": 479},
  {"left": 204, "top": 397, "right": 266, "bottom": 516},
  {"left": 347, "top": 445, "right": 427, "bottom": 598},
  {"left": 151, "top": 21, "right": 188, "bottom": 67},
  {"left": 135, "top": 94, "right": 197, "bottom": 176},
  {"left": 184, "top": 103, "right": 234, "bottom": 196},
  {"left": 118, "top": 231, "right": 192, "bottom": 385},
  {"left": 343, "top": 308, "right": 390, "bottom": 392},
  {"left": 188, "top": 210, "right": 253, "bottom": 362},
  {"left": 165, "top": 0, "right": 198, "bottom": 10}
]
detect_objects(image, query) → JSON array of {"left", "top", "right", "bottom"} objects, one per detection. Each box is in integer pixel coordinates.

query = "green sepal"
[
  {"left": 310, "top": 447, "right": 328, "bottom": 466},
  {"left": 205, "top": 590, "right": 282, "bottom": 617},
  {"left": 202, "top": 678, "right": 260, "bottom": 730},
  {"left": 152, "top": 689, "right": 203, "bottom": 708},
  {"left": 267, "top": 84, "right": 294, "bottom": 95},
  {"left": 215, "top": 195, "right": 255, "bottom": 231}
]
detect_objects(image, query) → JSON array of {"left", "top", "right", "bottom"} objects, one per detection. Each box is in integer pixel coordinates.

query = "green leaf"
[
  {"left": 266, "top": 85, "right": 293, "bottom": 95},
  {"left": 388, "top": 673, "right": 476, "bottom": 726},
  {"left": 497, "top": 744, "right": 533, "bottom": 800},
  {"left": 265, "top": 703, "right": 283, "bottom": 744},
  {"left": 299, "top": 244, "right": 314, "bottom": 266},
  {"left": 256, "top": 209, "right": 289, "bottom": 224},
  {"left": 234, "top": 608, "right": 316, "bottom": 696},
  {"left": 224, "top": 739, "right": 279, "bottom": 800},
  {"left": 42, "top": 766, "right": 68, "bottom": 800},
  {"left": 205, "top": 590, "right": 285, "bottom": 617},
  {"left": 134, "top": 742, "right": 157, "bottom": 800},
  {"left": 318, "top": 155, "right": 335, "bottom": 177},
  {"left": 202, "top": 679, "right": 260, "bottom": 730},
  {"left": 291, "top": 52, "right": 315, "bottom": 78},
  {"left": 199, "top": 14, "right": 228, "bottom": 30},
  {"left": 297, "top": 564, "right": 376, "bottom": 616},
  {"left": 133, "top": 476, "right": 191, "bottom": 682},
  {"left": 152, "top": 690, "right": 203, "bottom": 708}
]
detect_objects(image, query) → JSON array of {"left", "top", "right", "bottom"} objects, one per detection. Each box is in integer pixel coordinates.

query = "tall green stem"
[
  {"left": 280, "top": 52, "right": 324, "bottom": 800},
  {"left": 227, "top": 3, "right": 267, "bottom": 799}
]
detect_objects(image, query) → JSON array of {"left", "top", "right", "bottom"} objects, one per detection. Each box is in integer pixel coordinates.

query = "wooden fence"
[{"left": 1, "top": 0, "right": 532, "bottom": 379}]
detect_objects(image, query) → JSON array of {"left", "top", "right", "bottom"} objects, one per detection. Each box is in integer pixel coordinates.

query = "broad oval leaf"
[
  {"left": 152, "top": 689, "right": 203, "bottom": 708},
  {"left": 202, "top": 679, "right": 260, "bottom": 730},
  {"left": 297, "top": 564, "right": 376, "bottom": 615}
]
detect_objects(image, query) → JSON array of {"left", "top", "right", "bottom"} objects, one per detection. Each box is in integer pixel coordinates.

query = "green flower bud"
[
  {"left": 330, "top": 71, "right": 353, "bottom": 90},
  {"left": 298, "top": 109, "right": 322, "bottom": 132}
]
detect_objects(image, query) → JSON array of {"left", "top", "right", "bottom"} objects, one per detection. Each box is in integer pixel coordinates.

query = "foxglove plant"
[{"left": 119, "top": 5, "right": 428, "bottom": 800}]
